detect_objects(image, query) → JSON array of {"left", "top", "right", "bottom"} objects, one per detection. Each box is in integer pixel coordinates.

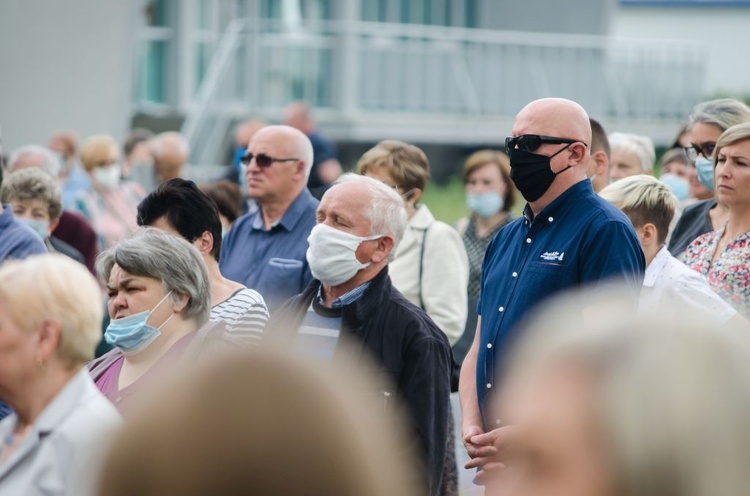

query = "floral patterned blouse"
[{"left": 683, "top": 225, "right": 750, "bottom": 320}]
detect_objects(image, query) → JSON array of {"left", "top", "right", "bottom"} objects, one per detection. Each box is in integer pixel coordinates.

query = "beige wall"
[{"left": 0, "top": 0, "right": 137, "bottom": 152}]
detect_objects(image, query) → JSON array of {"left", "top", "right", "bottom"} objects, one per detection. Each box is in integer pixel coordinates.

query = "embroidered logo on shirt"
[{"left": 540, "top": 251, "right": 565, "bottom": 262}]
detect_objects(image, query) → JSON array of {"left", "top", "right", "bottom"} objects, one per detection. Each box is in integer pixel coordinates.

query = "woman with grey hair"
[
  {"left": 88, "top": 228, "right": 225, "bottom": 414},
  {"left": 668, "top": 98, "right": 750, "bottom": 258},
  {"left": 1, "top": 168, "right": 85, "bottom": 264},
  {"left": 473, "top": 289, "right": 750, "bottom": 496}
]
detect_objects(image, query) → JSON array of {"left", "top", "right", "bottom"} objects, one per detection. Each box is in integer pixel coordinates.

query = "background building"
[{"left": 2, "top": 0, "right": 748, "bottom": 180}]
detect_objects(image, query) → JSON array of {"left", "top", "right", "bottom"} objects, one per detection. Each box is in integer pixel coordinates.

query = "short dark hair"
[
  {"left": 589, "top": 118, "right": 611, "bottom": 159},
  {"left": 137, "top": 178, "right": 223, "bottom": 261}
]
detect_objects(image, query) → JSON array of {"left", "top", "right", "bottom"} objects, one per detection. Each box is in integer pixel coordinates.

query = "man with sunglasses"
[
  {"left": 458, "top": 98, "right": 645, "bottom": 488},
  {"left": 219, "top": 125, "right": 318, "bottom": 312}
]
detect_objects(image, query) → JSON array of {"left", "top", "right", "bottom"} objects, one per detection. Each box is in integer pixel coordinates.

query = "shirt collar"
[
  {"left": 409, "top": 204, "right": 435, "bottom": 230},
  {"left": 317, "top": 281, "right": 373, "bottom": 308},
  {"left": 34, "top": 368, "right": 92, "bottom": 436},
  {"left": 523, "top": 180, "right": 593, "bottom": 226},
  {"left": 251, "top": 188, "right": 317, "bottom": 232},
  {"left": 643, "top": 245, "right": 670, "bottom": 288}
]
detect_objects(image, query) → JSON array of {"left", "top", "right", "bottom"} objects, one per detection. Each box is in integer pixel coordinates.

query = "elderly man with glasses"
[
  {"left": 219, "top": 125, "right": 318, "bottom": 312},
  {"left": 458, "top": 98, "right": 645, "bottom": 486}
]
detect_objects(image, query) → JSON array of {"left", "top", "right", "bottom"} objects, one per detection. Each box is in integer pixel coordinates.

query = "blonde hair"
[
  {"left": 714, "top": 122, "right": 750, "bottom": 168},
  {"left": 80, "top": 135, "right": 120, "bottom": 172},
  {"left": 498, "top": 288, "right": 750, "bottom": 496},
  {"left": 97, "top": 348, "right": 419, "bottom": 496},
  {"left": 357, "top": 140, "right": 430, "bottom": 192},
  {"left": 599, "top": 174, "right": 676, "bottom": 244},
  {"left": 0, "top": 254, "right": 102, "bottom": 369}
]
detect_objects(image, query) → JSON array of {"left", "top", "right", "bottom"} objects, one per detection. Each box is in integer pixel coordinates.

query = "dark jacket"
[
  {"left": 668, "top": 199, "right": 716, "bottom": 257},
  {"left": 269, "top": 267, "right": 452, "bottom": 496}
]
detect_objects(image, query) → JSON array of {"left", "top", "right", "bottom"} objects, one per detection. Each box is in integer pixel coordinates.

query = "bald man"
[
  {"left": 152, "top": 131, "right": 189, "bottom": 185},
  {"left": 219, "top": 125, "right": 319, "bottom": 311},
  {"left": 458, "top": 98, "right": 645, "bottom": 485}
]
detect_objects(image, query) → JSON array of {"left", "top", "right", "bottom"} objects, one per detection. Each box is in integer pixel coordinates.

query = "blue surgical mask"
[
  {"left": 19, "top": 218, "right": 49, "bottom": 240},
  {"left": 104, "top": 291, "right": 174, "bottom": 355},
  {"left": 659, "top": 173, "right": 689, "bottom": 202},
  {"left": 695, "top": 157, "right": 715, "bottom": 191},
  {"left": 467, "top": 191, "right": 504, "bottom": 218}
]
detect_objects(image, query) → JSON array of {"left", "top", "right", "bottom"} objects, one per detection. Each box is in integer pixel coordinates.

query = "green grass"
[
  {"left": 421, "top": 177, "right": 471, "bottom": 225},
  {"left": 422, "top": 176, "right": 526, "bottom": 225}
]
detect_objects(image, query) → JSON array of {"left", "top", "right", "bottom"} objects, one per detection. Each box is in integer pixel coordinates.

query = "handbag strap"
[{"left": 418, "top": 226, "right": 429, "bottom": 310}]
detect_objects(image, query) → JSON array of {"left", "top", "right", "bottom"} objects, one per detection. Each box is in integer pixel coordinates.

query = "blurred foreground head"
[
  {"left": 97, "top": 348, "right": 418, "bottom": 496},
  {"left": 487, "top": 288, "right": 750, "bottom": 496}
]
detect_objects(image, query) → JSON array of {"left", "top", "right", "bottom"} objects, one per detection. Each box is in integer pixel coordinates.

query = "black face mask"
[{"left": 509, "top": 145, "right": 573, "bottom": 202}]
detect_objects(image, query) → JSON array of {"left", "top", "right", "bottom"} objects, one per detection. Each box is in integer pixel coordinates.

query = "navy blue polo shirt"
[
  {"left": 476, "top": 180, "right": 645, "bottom": 420},
  {"left": 219, "top": 189, "right": 319, "bottom": 312}
]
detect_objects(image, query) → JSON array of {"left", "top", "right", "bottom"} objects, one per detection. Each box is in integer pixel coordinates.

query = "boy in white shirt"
[{"left": 600, "top": 175, "right": 743, "bottom": 325}]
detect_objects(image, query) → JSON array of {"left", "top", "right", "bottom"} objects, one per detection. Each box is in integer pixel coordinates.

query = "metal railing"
[{"left": 182, "top": 18, "right": 706, "bottom": 164}]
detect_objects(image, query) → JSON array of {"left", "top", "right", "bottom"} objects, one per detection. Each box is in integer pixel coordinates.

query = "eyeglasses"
[
  {"left": 505, "top": 135, "right": 584, "bottom": 155},
  {"left": 240, "top": 152, "right": 299, "bottom": 168},
  {"left": 683, "top": 142, "right": 716, "bottom": 161}
]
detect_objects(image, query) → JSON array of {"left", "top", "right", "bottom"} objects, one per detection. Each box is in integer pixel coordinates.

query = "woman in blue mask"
[
  {"left": 455, "top": 150, "right": 517, "bottom": 302},
  {"left": 0, "top": 168, "right": 86, "bottom": 264},
  {"left": 668, "top": 99, "right": 750, "bottom": 258},
  {"left": 88, "top": 229, "right": 225, "bottom": 414}
]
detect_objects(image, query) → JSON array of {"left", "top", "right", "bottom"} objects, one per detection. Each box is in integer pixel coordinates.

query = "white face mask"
[
  {"left": 306, "top": 223, "right": 384, "bottom": 286},
  {"left": 93, "top": 164, "right": 121, "bottom": 190}
]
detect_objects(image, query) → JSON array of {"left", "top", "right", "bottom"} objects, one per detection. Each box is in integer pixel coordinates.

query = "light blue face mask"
[
  {"left": 659, "top": 173, "right": 690, "bottom": 202},
  {"left": 19, "top": 218, "right": 49, "bottom": 240},
  {"left": 104, "top": 291, "right": 174, "bottom": 355},
  {"left": 467, "top": 191, "right": 504, "bottom": 218},
  {"left": 695, "top": 157, "right": 715, "bottom": 191}
]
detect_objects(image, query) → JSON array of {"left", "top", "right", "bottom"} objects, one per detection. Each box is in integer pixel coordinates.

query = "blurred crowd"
[{"left": 1, "top": 96, "right": 750, "bottom": 496}]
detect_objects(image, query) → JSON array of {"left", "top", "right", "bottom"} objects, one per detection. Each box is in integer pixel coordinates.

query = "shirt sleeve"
[
  {"left": 673, "top": 270, "right": 738, "bottom": 323},
  {"left": 580, "top": 219, "right": 646, "bottom": 296},
  {"left": 9, "top": 230, "right": 47, "bottom": 259}
]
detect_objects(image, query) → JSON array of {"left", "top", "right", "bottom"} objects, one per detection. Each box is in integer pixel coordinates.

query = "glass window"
[
  {"left": 136, "top": 40, "right": 168, "bottom": 103},
  {"left": 145, "top": 0, "right": 170, "bottom": 26}
]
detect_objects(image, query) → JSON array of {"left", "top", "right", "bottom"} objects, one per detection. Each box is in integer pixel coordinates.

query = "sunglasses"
[
  {"left": 240, "top": 152, "right": 299, "bottom": 168},
  {"left": 505, "top": 135, "right": 581, "bottom": 155},
  {"left": 683, "top": 142, "right": 716, "bottom": 161}
]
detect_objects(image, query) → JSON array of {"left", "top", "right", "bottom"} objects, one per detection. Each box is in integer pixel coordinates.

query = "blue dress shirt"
[
  {"left": 219, "top": 189, "right": 319, "bottom": 312},
  {"left": 476, "top": 180, "right": 645, "bottom": 421},
  {"left": 0, "top": 204, "right": 47, "bottom": 263}
]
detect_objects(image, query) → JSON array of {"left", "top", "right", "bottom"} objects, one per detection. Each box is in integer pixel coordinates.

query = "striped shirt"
[
  {"left": 209, "top": 288, "right": 269, "bottom": 344},
  {"left": 295, "top": 282, "right": 372, "bottom": 359}
]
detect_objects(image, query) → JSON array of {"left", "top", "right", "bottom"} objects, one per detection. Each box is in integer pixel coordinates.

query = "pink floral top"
[{"left": 684, "top": 225, "right": 750, "bottom": 319}]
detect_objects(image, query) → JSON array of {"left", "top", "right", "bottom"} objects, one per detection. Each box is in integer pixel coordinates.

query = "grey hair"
[
  {"left": 8, "top": 144, "right": 62, "bottom": 177},
  {"left": 499, "top": 288, "right": 750, "bottom": 496},
  {"left": 687, "top": 98, "right": 750, "bottom": 132},
  {"left": 609, "top": 132, "right": 655, "bottom": 173},
  {"left": 0, "top": 168, "right": 63, "bottom": 220},
  {"left": 333, "top": 173, "right": 407, "bottom": 261},
  {"left": 96, "top": 228, "right": 211, "bottom": 324}
]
